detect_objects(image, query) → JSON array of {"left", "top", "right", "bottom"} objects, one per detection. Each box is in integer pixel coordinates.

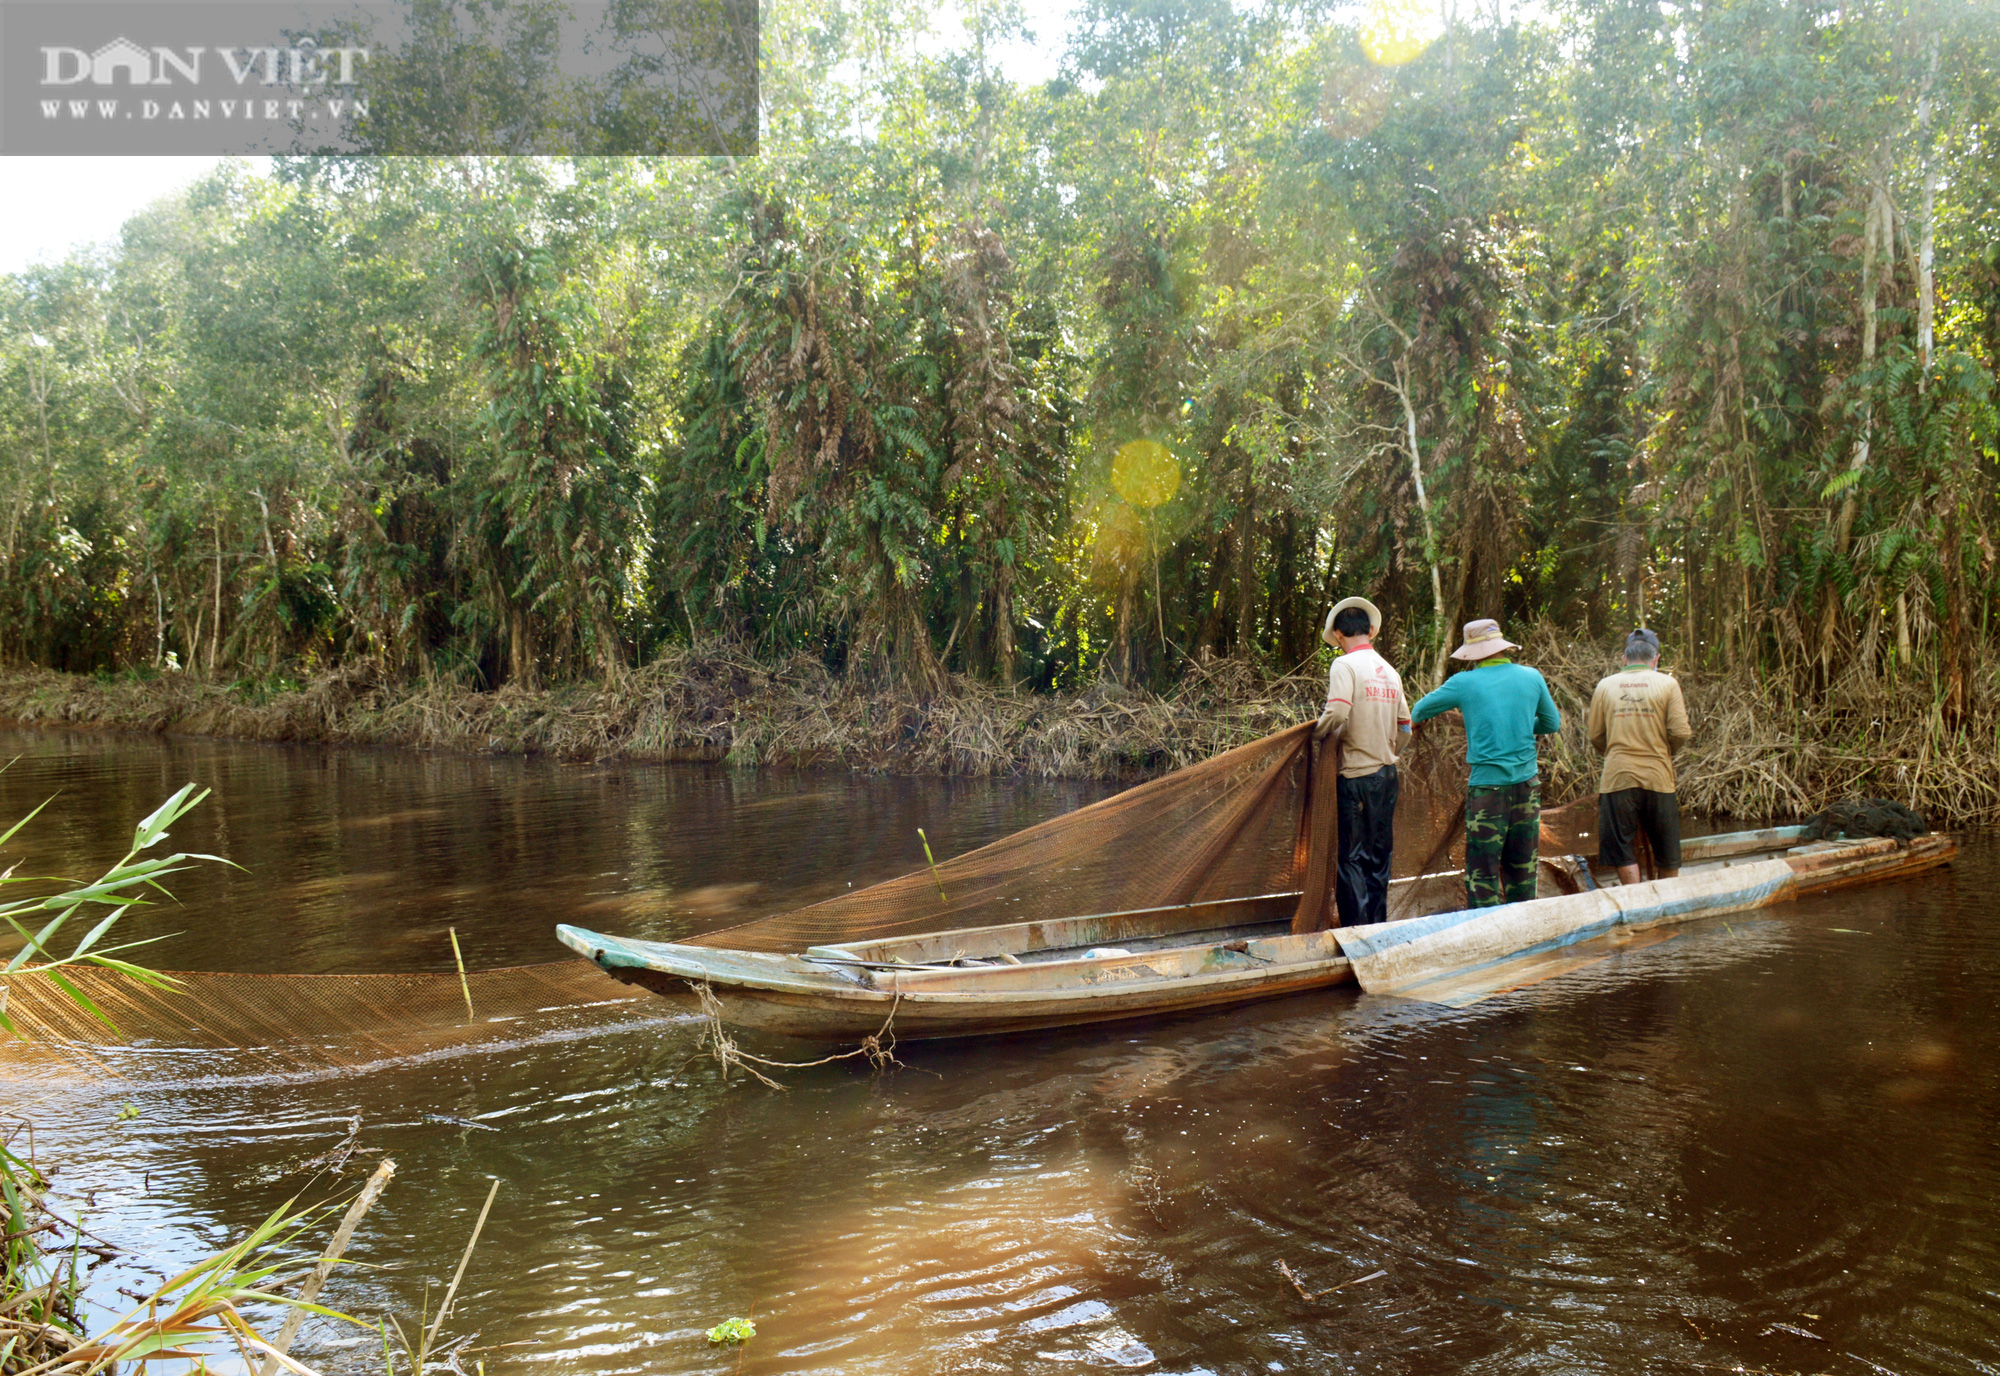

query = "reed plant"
[
  {"left": 0, "top": 785, "right": 300, "bottom": 1375},
  {"left": 0, "top": 783, "right": 224, "bottom": 1038},
  {"left": 1, "top": 783, "right": 234, "bottom": 1375},
  {"left": 8, "top": 1199, "right": 354, "bottom": 1376},
  {"left": 0, "top": 788, "right": 399, "bottom": 1376}
]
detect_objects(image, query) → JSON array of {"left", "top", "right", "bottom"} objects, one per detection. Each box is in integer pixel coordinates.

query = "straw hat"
[
  {"left": 1322, "top": 596, "right": 1382, "bottom": 647},
  {"left": 1450, "top": 617, "right": 1519, "bottom": 661}
]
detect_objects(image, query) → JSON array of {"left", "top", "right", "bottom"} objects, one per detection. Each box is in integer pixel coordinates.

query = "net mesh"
[
  {"left": 694, "top": 721, "right": 1596, "bottom": 954},
  {"left": 691, "top": 725, "right": 1320, "bottom": 953},
  {"left": 0, "top": 962, "right": 669, "bottom": 1081}
]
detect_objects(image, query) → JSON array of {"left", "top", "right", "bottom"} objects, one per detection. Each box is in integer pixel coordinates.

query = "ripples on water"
[{"left": 3, "top": 729, "right": 1997, "bottom": 1375}]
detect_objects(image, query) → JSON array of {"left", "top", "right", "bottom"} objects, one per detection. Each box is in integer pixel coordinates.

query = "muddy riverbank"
[{"left": 1, "top": 626, "right": 1994, "bottom": 822}]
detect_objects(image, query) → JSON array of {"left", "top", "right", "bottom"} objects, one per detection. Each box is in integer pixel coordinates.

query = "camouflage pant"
[{"left": 1465, "top": 780, "right": 1540, "bottom": 909}]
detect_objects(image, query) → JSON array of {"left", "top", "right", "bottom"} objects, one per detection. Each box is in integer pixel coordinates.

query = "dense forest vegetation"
[{"left": 1, "top": 0, "right": 1994, "bottom": 727}]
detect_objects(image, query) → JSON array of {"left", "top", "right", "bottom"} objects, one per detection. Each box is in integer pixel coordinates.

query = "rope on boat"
[{"left": 690, "top": 982, "right": 904, "bottom": 1089}]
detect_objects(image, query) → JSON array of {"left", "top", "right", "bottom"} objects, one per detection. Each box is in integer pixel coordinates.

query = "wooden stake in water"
[
  {"left": 449, "top": 928, "right": 474, "bottom": 1021},
  {"left": 423, "top": 1176, "right": 501, "bottom": 1361},
  {"left": 256, "top": 1157, "right": 398, "bottom": 1376},
  {"left": 917, "top": 829, "right": 947, "bottom": 905}
]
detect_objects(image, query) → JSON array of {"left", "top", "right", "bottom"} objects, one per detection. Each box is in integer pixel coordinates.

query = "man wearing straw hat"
[
  {"left": 1587, "top": 628, "right": 1693, "bottom": 885},
  {"left": 1409, "top": 618, "right": 1563, "bottom": 909},
  {"left": 1315, "top": 596, "right": 1412, "bottom": 925}
]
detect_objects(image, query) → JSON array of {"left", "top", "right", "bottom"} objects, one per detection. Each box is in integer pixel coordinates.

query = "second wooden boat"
[{"left": 556, "top": 825, "right": 1955, "bottom": 1040}]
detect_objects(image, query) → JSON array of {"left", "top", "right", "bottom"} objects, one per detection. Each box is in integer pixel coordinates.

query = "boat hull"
[
  {"left": 557, "top": 924, "right": 1356, "bottom": 1041},
  {"left": 1334, "top": 833, "right": 1958, "bottom": 997},
  {"left": 592, "top": 959, "right": 1357, "bottom": 1040}
]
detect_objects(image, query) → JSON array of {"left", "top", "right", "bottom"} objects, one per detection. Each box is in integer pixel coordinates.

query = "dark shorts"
[{"left": 1598, "top": 788, "right": 1681, "bottom": 870}]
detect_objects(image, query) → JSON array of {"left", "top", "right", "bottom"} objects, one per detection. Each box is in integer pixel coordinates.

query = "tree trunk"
[
  {"left": 210, "top": 527, "right": 223, "bottom": 678},
  {"left": 1391, "top": 356, "right": 1449, "bottom": 682},
  {"left": 1835, "top": 180, "right": 1892, "bottom": 557},
  {"left": 1718, "top": 555, "right": 1733, "bottom": 668},
  {"left": 1111, "top": 562, "right": 1138, "bottom": 683},
  {"left": 1194, "top": 531, "right": 1231, "bottom": 662},
  {"left": 1274, "top": 511, "right": 1304, "bottom": 668},
  {"left": 953, "top": 509, "right": 983, "bottom": 679},
  {"left": 866, "top": 526, "right": 939, "bottom": 692},
  {"left": 592, "top": 604, "right": 623, "bottom": 681},
  {"left": 1233, "top": 490, "right": 1257, "bottom": 659},
  {"left": 1682, "top": 536, "right": 1695, "bottom": 670},
  {"left": 1916, "top": 38, "right": 1939, "bottom": 379},
  {"left": 1815, "top": 178, "right": 1893, "bottom": 682},
  {"left": 1741, "top": 564, "right": 1753, "bottom": 669},
  {"left": 1941, "top": 501, "right": 1968, "bottom": 725},
  {"left": 991, "top": 556, "right": 1016, "bottom": 689},
  {"left": 509, "top": 605, "right": 535, "bottom": 688}
]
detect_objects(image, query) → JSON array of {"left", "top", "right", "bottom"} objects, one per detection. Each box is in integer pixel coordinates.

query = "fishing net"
[
  {"left": 692, "top": 719, "right": 1601, "bottom": 954},
  {"left": 1803, "top": 798, "right": 1929, "bottom": 845},
  {"left": 694, "top": 723, "right": 1515, "bottom": 953},
  {"left": 0, "top": 962, "right": 670, "bottom": 1081},
  {"left": 693, "top": 724, "right": 1323, "bottom": 952}
]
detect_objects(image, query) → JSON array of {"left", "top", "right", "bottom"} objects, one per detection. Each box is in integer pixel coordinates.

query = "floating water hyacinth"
[{"left": 707, "top": 1316, "right": 756, "bottom": 1345}]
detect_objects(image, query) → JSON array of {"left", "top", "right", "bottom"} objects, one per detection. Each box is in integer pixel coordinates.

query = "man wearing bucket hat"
[
  {"left": 1314, "top": 597, "right": 1412, "bottom": 925},
  {"left": 1409, "top": 618, "right": 1563, "bottom": 908},
  {"left": 1587, "top": 628, "right": 1693, "bottom": 885}
]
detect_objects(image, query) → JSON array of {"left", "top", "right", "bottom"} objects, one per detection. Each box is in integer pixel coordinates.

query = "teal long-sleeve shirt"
[{"left": 1409, "top": 659, "right": 1562, "bottom": 787}]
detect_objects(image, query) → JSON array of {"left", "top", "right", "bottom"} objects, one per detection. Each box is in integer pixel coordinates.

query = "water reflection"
[
  {"left": 2, "top": 729, "right": 1996, "bottom": 1375},
  {"left": 0, "top": 729, "right": 1110, "bottom": 973}
]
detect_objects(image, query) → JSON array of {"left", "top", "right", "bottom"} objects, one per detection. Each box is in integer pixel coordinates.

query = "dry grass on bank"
[
  {"left": 0, "top": 644, "right": 1321, "bottom": 783},
  {"left": 1, "top": 629, "right": 1994, "bottom": 825}
]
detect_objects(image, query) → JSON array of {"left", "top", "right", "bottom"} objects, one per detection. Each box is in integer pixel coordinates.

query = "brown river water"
[{"left": 2, "top": 727, "right": 1996, "bottom": 1375}]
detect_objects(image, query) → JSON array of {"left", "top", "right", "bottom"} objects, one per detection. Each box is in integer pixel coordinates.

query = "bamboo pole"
[
  {"left": 448, "top": 929, "right": 475, "bottom": 1021},
  {"left": 256, "top": 1157, "right": 397, "bottom": 1376},
  {"left": 421, "top": 1178, "right": 501, "bottom": 1361}
]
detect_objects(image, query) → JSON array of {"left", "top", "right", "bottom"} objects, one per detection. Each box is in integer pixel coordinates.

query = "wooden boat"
[{"left": 555, "top": 825, "right": 1955, "bottom": 1041}]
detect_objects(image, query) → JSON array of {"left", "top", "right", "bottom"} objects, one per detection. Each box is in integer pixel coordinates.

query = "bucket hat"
[{"left": 1450, "top": 617, "right": 1519, "bottom": 661}]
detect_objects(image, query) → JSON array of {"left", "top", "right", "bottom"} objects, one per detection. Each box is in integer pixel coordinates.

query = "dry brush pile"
[
  {"left": 0, "top": 646, "right": 1324, "bottom": 783},
  {"left": 1, "top": 628, "right": 1994, "bottom": 825}
]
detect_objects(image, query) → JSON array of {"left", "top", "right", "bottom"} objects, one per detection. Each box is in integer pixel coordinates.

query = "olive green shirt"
[{"left": 1587, "top": 666, "right": 1693, "bottom": 794}]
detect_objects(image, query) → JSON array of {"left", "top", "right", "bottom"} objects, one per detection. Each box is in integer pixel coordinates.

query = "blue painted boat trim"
[
  {"left": 1610, "top": 874, "right": 1791, "bottom": 927},
  {"left": 1333, "top": 905, "right": 1510, "bottom": 961},
  {"left": 557, "top": 924, "right": 657, "bottom": 970},
  {"left": 1337, "top": 866, "right": 1794, "bottom": 995}
]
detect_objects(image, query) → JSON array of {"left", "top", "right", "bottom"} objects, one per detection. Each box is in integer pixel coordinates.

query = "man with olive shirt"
[
  {"left": 1409, "top": 618, "right": 1563, "bottom": 909},
  {"left": 1587, "top": 628, "right": 1694, "bottom": 884},
  {"left": 1315, "top": 596, "right": 1411, "bottom": 926}
]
